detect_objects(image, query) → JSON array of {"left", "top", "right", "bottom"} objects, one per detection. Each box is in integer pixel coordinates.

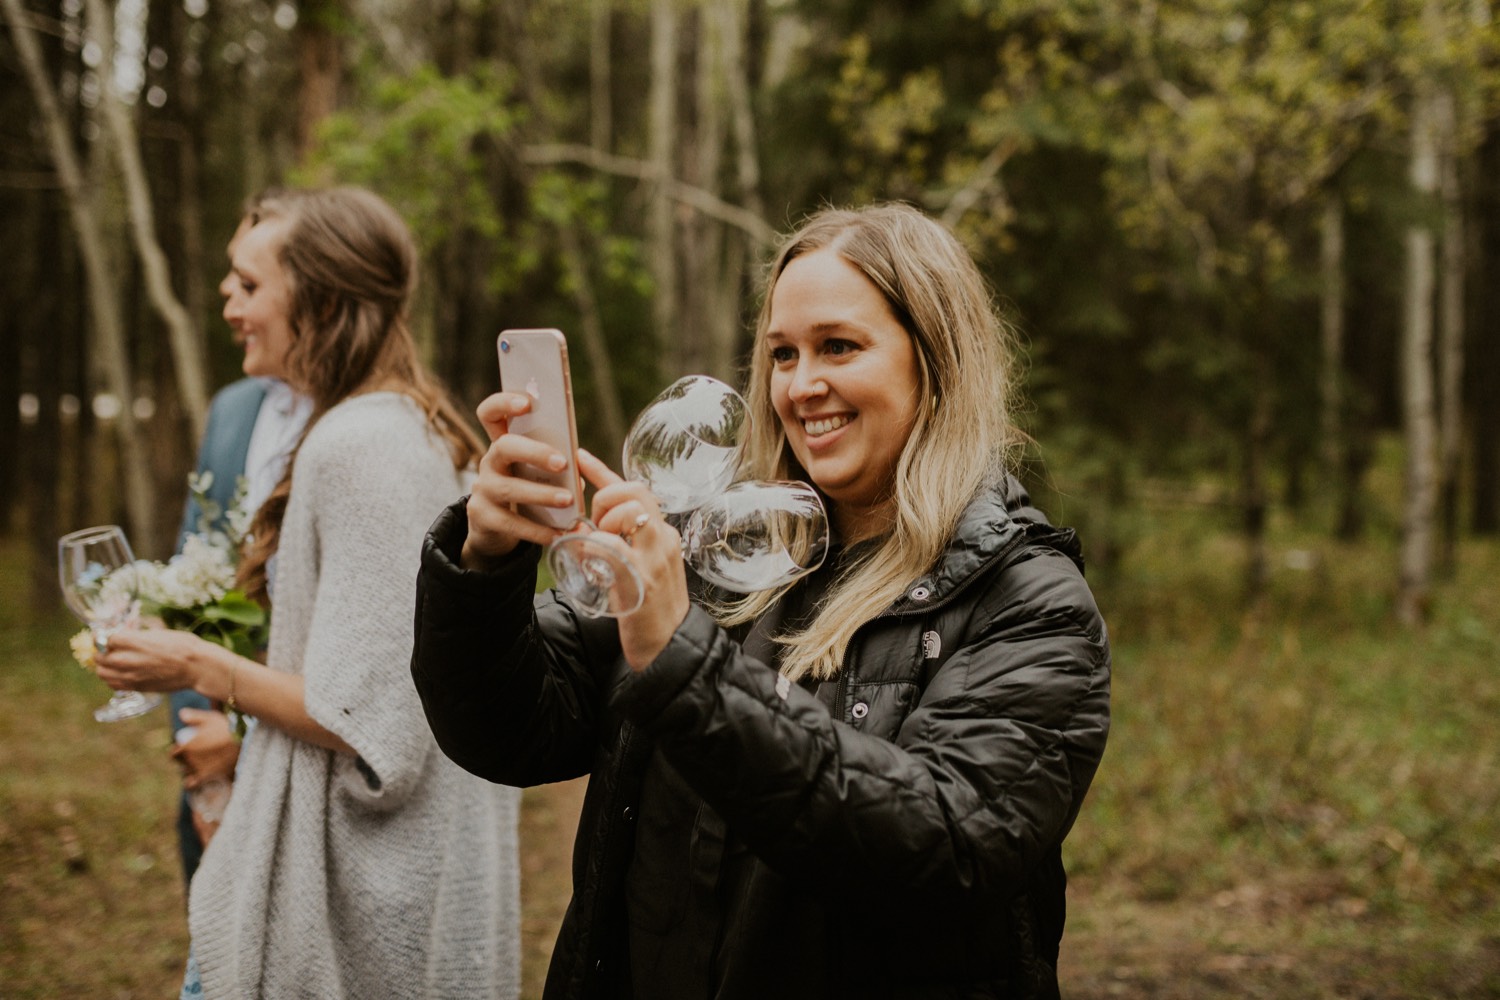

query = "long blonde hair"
[
  {"left": 726, "top": 203, "right": 1021, "bottom": 682},
  {"left": 236, "top": 187, "right": 484, "bottom": 606}
]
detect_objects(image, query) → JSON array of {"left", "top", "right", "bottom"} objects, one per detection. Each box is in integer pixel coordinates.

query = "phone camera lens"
[{"left": 500, "top": 339, "right": 511, "bottom": 353}]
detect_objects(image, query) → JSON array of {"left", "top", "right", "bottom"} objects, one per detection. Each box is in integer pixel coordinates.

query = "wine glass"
[
  {"left": 57, "top": 525, "right": 162, "bottom": 722},
  {"left": 680, "top": 480, "right": 829, "bottom": 593},
  {"left": 621, "top": 375, "right": 748, "bottom": 514},
  {"left": 548, "top": 376, "right": 749, "bottom": 618}
]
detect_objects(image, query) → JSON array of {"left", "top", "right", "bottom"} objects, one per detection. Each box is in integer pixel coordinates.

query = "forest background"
[{"left": 2, "top": 0, "right": 1499, "bottom": 996}]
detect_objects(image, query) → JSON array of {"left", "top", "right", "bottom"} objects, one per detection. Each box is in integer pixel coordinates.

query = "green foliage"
[
  {"left": 157, "top": 589, "right": 267, "bottom": 660},
  {"left": 296, "top": 62, "right": 527, "bottom": 292}
]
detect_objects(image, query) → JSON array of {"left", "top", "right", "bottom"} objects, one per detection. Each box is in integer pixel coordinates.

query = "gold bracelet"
[
  {"left": 225, "top": 657, "right": 238, "bottom": 716},
  {"left": 226, "top": 659, "right": 246, "bottom": 742}
]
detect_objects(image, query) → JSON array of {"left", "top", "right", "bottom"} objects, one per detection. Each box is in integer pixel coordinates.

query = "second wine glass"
[
  {"left": 680, "top": 480, "right": 829, "bottom": 593},
  {"left": 57, "top": 525, "right": 162, "bottom": 722}
]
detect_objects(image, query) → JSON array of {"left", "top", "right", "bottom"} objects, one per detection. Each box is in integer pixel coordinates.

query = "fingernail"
[
  {"left": 554, "top": 491, "right": 573, "bottom": 506},
  {"left": 548, "top": 454, "right": 567, "bottom": 471}
]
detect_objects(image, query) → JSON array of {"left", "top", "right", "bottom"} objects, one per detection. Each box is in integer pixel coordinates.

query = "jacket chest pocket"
[
  {"left": 841, "top": 680, "right": 920, "bottom": 741},
  {"left": 840, "top": 620, "right": 932, "bottom": 739}
]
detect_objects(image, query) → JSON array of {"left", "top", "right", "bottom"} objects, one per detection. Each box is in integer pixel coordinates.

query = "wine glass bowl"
[
  {"left": 57, "top": 525, "right": 162, "bottom": 722},
  {"left": 681, "top": 481, "right": 829, "bottom": 593},
  {"left": 621, "top": 375, "right": 747, "bottom": 514}
]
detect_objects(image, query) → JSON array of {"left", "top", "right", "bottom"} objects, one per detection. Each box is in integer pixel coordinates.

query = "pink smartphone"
[{"left": 497, "top": 328, "right": 586, "bottom": 530}]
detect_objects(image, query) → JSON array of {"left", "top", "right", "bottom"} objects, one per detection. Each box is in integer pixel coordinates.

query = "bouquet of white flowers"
[{"left": 69, "top": 472, "right": 268, "bottom": 672}]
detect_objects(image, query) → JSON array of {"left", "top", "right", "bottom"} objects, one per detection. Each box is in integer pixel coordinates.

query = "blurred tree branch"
[{"left": 521, "top": 143, "right": 776, "bottom": 247}]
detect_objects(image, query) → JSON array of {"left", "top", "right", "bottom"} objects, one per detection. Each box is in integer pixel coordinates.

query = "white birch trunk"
[
  {"left": 1397, "top": 81, "right": 1441, "bottom": 626},
  {"left": 3, "top": 0, "right": 159, "bottom": 553},
  {"left": 84, "top": 0, "right": 209, "bottom": 433},
  {"left": 1436, "top": 89, "right": 1466, "bottom": 574},
  {"left": 1319, "top": 197, "right": 1346, "bottom": 481},
  {"left": 648, "top": 0, "right": 680, "bottom": 376}
]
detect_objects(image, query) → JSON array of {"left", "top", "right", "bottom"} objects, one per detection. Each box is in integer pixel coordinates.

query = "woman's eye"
[
  {"left": 770, "top": 346, "right": 795, "bottom": 363},
  {"left": 826, "top": 340, "right": 853, "bottom": 356}
]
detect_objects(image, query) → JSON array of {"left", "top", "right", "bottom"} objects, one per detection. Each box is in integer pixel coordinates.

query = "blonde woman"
[
  {"left": 97, "top": 187, "right": 521, "bottom": 999},
  {"left": 412, "top": 203, "right": 1110, "bottom": 999}
]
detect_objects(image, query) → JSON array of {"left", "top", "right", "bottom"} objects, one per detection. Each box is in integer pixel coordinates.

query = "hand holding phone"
[{"left": 496, "top": 328, "right": 587, "bottom": 531}]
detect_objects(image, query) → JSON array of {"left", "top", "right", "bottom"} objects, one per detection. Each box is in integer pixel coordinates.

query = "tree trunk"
[
  {"left": 24, "top": 209, "right": 64, "bottom": 615},
  {"left": 556, "top": 223, "right": 628, "bottom": 455},
  {"left": 715, "top": 0, "right": 763, "bottom": 373},
  {"left": 591, "top": 0, "right": 612, "bottom": 152},
  {"left": 1397, "top": 83, "right": 1441, "bottom": 627},
  {"left": 84, "top": 0, "right": 209, "bottom": 433},
  {"left": 1473, "top": 126, "right": 1500, "bottom": 534},
  {"left": 296, "top": 0, "right": 343, "bottom": 158},
  {"left": 3, "top": 0, "right": 159, "bottom": 556},
  {"left": 1242, "top": 349, "right": 1272, "bottom": 602},
  {"left": 648, "top": 0, "right": 680, "bottom": 378},
  {"left": 1319, "top": 197, "right": 1346, "bottom": 495},
  {"left": 173, "top": 0, "right": 209, "bottom": 353},
  {"left": 721, "top": 0, "right": 765, "bottom": 224},
  {"left": 680, "top": 6, "right": 726, "bottom": 378},
  {"left": 1435, "top": 91, "right": 1464, "bottom": 577},
  {"left": 499, "top": 0, "right": 628, "bottom": 458},
  {"left": 0, "top": 193, "right": 23, "bottom": 536}
]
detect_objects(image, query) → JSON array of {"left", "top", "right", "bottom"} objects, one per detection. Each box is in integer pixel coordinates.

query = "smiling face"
[
  {"left": 765, "top": 247, "right": 922, "bottom": 540},
  {"left": 217, "top": 215, "right": 254, "bottom": 326},
  {"left": 222, "top": 217, "right": 296, "bottom": 382}
]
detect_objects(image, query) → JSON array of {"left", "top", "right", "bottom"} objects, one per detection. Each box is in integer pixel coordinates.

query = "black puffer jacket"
[{"left": 411, "top": 477, "right": 1110, "bottom": 999}]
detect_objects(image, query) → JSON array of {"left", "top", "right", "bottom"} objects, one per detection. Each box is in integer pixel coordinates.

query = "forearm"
[
  {"left": 413, "top": 503, "right": 607, "bottom": 783},
  {"left": 189, "top": 642, "right": 354, "bottom": 755}
]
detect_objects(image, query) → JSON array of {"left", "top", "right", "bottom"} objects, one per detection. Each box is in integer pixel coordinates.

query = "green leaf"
[{"left": 198, "top": 591, "right": 267, "bottom": 628}]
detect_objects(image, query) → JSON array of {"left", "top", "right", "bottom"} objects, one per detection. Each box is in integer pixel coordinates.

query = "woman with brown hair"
[
  {"left": 412, "top": 202, "right": 1111, "bottom": 998},
  {"left": 97, "top": 187, "right": 521, "bottom": 999}
]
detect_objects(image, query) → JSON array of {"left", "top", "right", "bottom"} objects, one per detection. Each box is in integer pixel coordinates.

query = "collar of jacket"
[{"left": 881, "top": 474, "right": 1085, "bottom": 619}]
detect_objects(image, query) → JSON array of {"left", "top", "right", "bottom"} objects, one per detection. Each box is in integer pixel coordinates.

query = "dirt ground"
[{"left": 518, "top": 778, "right": 587, "bottom": 994}]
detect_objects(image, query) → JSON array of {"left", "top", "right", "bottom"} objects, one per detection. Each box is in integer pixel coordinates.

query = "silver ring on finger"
[{"left": 620, "top": 511, "right": 651, "bottom": 546}]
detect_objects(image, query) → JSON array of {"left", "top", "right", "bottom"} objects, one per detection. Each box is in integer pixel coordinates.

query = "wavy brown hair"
[
  {"left": 722, "top": 203, "right": 1022, "bottom": 681},
  {"left": 236, "top": 187, "right": 484, "bottom": 606}
]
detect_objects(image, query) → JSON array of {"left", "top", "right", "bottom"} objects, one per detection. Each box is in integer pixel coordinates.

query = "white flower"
[
  {"left": 225, "top": 505, "right": 254, "bottom": 545},
  {"left": 98, "top": 559, "right": 155, "bottom": 612},
  {"left": 156, "top": 533, "right": 237, "bottom": 607}
]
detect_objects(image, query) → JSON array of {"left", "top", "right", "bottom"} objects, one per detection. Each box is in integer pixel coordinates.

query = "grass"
[
  {"left": 2, "top": 476, "right": 1499, "bottom": 997},
  {"left": 1059, "top": 494, "right": 1500, "bottom": 997},
  {"left": 0, "top": 538, "right": 580, "bottom": 999}
]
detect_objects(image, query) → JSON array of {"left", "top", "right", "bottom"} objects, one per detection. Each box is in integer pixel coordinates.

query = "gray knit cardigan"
[{"left": 188, "top": 393, "right": 521, "bottom": 999}]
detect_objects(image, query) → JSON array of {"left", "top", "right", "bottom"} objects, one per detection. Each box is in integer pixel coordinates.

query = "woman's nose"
[{"left": 787, "top": 360, "right": 827, "bottom": 401}]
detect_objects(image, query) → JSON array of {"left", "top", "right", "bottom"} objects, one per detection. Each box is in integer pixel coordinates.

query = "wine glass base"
[
  {"left": 94, "top": 690, "right": 163, "bottom": 723},
  {"left": 548, "top": 530, "right": 644, "bottom": 619}
]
